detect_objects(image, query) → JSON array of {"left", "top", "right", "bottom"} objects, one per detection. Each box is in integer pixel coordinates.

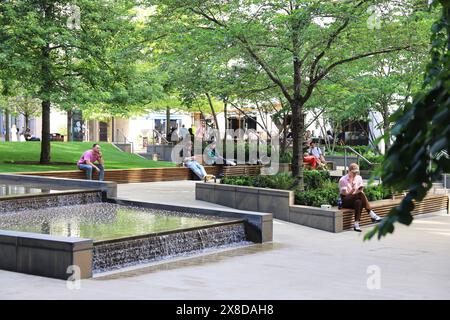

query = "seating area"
[
  {"left": 218, "top": 164, "right": 262, "bottom": 177},
  {"left": 339, "top": 193, "right": 449, "bottom": 230},
  {"left": 20, "top": 164, "right": 262, "bottom": 184}
]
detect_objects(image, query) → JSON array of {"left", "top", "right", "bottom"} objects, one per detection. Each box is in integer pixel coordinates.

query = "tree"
[
  {"left": 0, "top": 0, "right": 149, "bottom": 162},
  {"left": 366, "top": 0, "right": 450, "bottom": 240},
  {"left": 152, "top": 0, "right": 421, "bottom": 189}
]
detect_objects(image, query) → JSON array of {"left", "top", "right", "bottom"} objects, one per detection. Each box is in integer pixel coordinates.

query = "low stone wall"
[
  {"left": 111, "top": 198, "right": 273, "bottom": 243},
  {"left": 326, "top": 155, "right": 358, "bottom": 168},
  {"left": 289, "top": 205, "right": 343, "bottom": 232},
  {"left": 0, "top": 230, "right": 93, "bottom": 280},
  {"left": 195, "top": 183, "right": 449, "bottom": 233},
  {"left": 196, "top": 183, "right": 293, "bottom": 221},
  {"left": 0, "top": 173, "right": 117, "bottom": 198}
]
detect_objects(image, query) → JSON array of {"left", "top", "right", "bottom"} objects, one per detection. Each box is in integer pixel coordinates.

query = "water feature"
[
  {"left": 0, "top": 180, "right": 270, "bottom": 278},
  {"left": 0, "top": 183, "right": 69, "bottom": 197},
  {"left": 0, "top": 189, "right": 103, "bottom": 213},
  {"left": 0, "top": 201, "right": 250, "bottom": 273}
]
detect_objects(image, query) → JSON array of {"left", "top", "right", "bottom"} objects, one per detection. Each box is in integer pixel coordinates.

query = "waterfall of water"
[
  {"left": 0, "top": 191, "right": 102, "bottom": 213},
  {"left": 93, "top": 222, "right": 248, "bottom": 273}
]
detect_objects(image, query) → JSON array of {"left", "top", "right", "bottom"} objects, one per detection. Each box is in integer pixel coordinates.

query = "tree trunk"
[
  {"left": 205, "top": 92, "right": 219, "bottom": 130},
  {"left": 382, "top": 105, "right": 391, "bottom": 150},
  {"left": 280, "top": 113, "right": 288, "bottom": 156},
  {"left": 67, "top": 109, "right": 72, "bottom": 142},
  {"left": 224, "top": 99, "right": 228, "bottom": 131},
  {"left": 165, "top": 106, "right": 170, "bottom": 141},
  {"left": 25, "top": 112, "right": 30, "bottom": 130},
  {"left": 40, "top": 100, "right": 51, "bottom": 163},
  {"left": 5, "top": 109, "right": 10, "bottom": 142},
  {"left": 291, "top": 100, "right": 305, "bottom": 191}
]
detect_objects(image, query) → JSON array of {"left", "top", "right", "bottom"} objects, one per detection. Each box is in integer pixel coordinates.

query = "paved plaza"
[{"left": 1, "top": 181, "right": 449, "bottom": 299}]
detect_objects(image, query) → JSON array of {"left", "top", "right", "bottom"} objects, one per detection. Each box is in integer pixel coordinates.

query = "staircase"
[{"left": 432, "top": 182, "right": 449, "bottom": 194}]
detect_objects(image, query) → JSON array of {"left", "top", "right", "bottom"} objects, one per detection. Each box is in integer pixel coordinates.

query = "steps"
[{"left": 432, "top": 182, "right": 449, "bottom": 194}]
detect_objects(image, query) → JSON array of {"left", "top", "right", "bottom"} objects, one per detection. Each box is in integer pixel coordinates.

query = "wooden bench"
[
  {"left": 219, "top": 164, "right": 262, "bottom": 177},
  {"left": 338, "top": 193, "right": 449, "bottom": 230},
  {"left": 20, "top": 166, "right": 221, "bottom": 184}
]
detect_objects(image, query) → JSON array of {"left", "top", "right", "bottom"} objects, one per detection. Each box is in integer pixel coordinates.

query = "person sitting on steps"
[{"left": 338, "top": 163, "right": 382, "bottom": 232}]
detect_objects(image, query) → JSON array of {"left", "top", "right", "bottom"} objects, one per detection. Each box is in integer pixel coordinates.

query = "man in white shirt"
[
  {"left": 179, "top": 124, "right": 189, "bottom": 140},
  {"left": 309, "top": 140, "right": 327, "bottom": 169}
]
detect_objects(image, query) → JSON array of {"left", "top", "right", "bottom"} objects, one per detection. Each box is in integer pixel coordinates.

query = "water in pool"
[{"left": 0, "top": 203, "right": 232, "bottom": 242}]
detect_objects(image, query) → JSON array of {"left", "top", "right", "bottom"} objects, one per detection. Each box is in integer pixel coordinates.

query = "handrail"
[
  {"left": 152, "top": 129, "right": 170, "bottom": 144},
  {"left": 344, "top": 145, "right": 373, "bottom": 168},
  {"left": 115, "top": 128, "right": 134, "bottom": 153}
]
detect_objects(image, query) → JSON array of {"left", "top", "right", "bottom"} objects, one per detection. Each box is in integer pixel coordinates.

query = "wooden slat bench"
[
  {"left": 338, "top": 193, "right": 449, "bottom": 230},
  {"left": 19, "top": 166, "right": 221, "bottom": 184},
  {"left": 219, "top": 164, "right": 262, "bottom": 177}
]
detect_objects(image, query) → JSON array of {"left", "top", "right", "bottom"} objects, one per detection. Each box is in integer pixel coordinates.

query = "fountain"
[{"left": 0, "top": 179, "right": 272, "bottom": 279}]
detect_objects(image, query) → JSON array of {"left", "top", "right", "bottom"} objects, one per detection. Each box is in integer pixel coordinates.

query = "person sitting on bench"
[
  {"left": 180, "top": 141, "right": 215, "bottom": 181},
  {"left": 205, "top": 142, "right": 236, "bottom": 166},
  {"left": 339, "top": 163, "right": 381, "bottom": 232},
  {"left": 303, "top": 152, "right": 319, "bottom": 169},
  {"left": 77, "top": 143, "right": 105, "bottom": 181}
]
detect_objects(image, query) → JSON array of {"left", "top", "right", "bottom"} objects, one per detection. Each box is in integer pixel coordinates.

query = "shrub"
[
  {"left": 364, "top": 184, "right": 391, "bottom": 201},
  {"left": 295, "top": 182, "right": 339, "bottom": 207},
  {"left": 222, "top": 173, "right": 295, "bottom": 190},
  {"left": 279, "top": 150, "right": 293, "bottom": 163},
  {"left": 220, "top": 176, "right": 253, "bottom": 186},
  {"left": 303, "top": 170, "right": 331, "bottom": 190}
]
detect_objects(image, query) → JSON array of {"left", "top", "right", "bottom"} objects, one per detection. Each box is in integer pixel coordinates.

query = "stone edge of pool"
[{"left": 0, "top": 196, "right": 272, "bottom": 280}]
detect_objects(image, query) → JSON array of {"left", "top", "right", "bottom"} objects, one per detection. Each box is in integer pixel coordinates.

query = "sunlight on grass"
[{"left": 0, "top": 142, "right": 175, "bottom": 172}]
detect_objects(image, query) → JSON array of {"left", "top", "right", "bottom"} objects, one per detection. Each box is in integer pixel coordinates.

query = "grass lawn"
[{"left": 0, "top": 142, "right": 175, "bottom": 172}]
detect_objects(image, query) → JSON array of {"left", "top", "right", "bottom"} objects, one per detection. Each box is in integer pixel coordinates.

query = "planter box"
[
  {"left": 196, "top": 183, "right": 449, "bottom": 233},
  {"left": 196, "top": 183, "right": 293, "bottom": 221}
]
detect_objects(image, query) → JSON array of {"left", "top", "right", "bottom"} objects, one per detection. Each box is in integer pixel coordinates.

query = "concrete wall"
[
  {"left": 289, "top": 205, "right": 342, "bottom": 233},
  {"left": 325, "top": 155, "right": 358, "bottom": 168},
  {"left": 147, "top": 144, "right": 175, "bottom": 162},
  {"left": 112, "top": 198, "right": 273, "bottom": 243},
  {"left": 196, "top": 183, "right": 293, "bottom": 221},
  {"left": 0, "top": 173, "right": 117, "bottom": 199},
  {"left": 0, "top": 230, "right": 93, "bottom": 280},
  {"left": 196, "top": 183, "right": 343, "bottom": 232}
]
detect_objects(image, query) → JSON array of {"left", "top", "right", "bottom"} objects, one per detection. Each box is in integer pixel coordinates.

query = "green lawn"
[{"left": 0, "top": 142, "right": 175, "bottom": 172}]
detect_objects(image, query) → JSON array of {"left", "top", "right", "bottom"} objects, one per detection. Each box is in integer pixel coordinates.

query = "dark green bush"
[
  {"left": 279, "top": 150, "right": 293, "bottom": 163},
  {"left": 221, "top": 176, "right": 253, "bottom": 186},
  {"left": 303, "top": 170, "right": 331, "bottom": 190},
  {"left": 221, "top": 172, "right": 295, "bottom": 190},
  {"left": 364, "top": 184, "right": 391, "bottom": 201},
  {"left": 295, "top": 182, "right": 339, "bottom": 207}
]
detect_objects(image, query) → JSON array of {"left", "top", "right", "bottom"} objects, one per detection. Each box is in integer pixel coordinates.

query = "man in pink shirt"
[
  {"left": 339, "top": 163, "right": 381, "bottom": 232},
  {"left": 77, "top": 143, "right": 105, "bottom": 181}
]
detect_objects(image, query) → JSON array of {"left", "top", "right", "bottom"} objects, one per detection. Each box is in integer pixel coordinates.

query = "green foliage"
[
  {"left": 303, "top": 170, "right": 331, "bottom": 191},
  {"left": 280, "top": 150, "right": 293, "bottom": 164},
  {"left": 366, "top": 1, "right": 450, "bottom": 240},
  {"left": 295, "top": 182, "right": 339, "bottom": 207},
  {"left": 364, "top": 185, "right": 391, "bottom": 202},
  {"left": 221, "top": 172, "right": 295, "bottom": 190}
]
